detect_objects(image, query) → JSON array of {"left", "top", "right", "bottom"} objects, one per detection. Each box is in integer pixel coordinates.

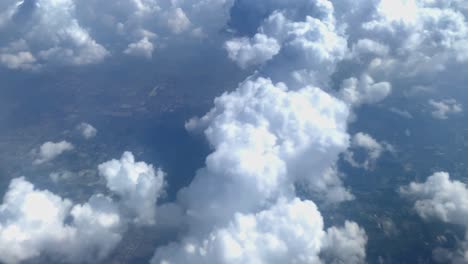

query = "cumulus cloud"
[
  {"left": 0, "top": 51, "right": 36, "bottom": 70},
  {"left": 0, "top": 0, "right": 109, "bottom": 69},
  {"left": 167, "top": 8, "right": 191, "bottom": 34},
  {"left": 184, "top": 77, "right": 352, "bottom": 226},
  {"left": 344, "top": 132, "right": 394, "bottom": 170},
  {"left": 151, "top": 76, "right": 365, "bottom": 263},
  {"left": 401, "top": 172, "right": 468, "bottom": 263},
  {"left": 124, "top": 37, "right": 154, "bottom": 59},
  {"left": 322, "top": 221, "right": 368, "bottom": 264},
  {"left": 339, "top": 75, "right": 392, "bottom": 106},
  {"left": 342, "top": 0, "right": 468, "bottom": 78},
  {"left": 232, "top": 6, "right": 348, "bottom": 88},
  {"left": 0, "top": 177, "right": 122, "bottom": 264},
  {"left": 98, "top": 152, "right": 166, "bottom": 225},
  {"left": 147, "top": 2, "right": 376, "bottom": 261},
  {"left": 0, "top": 0, "right": 236, "bottom": 69},
  {"left": 152, "top": 198, "right": 366, "bottom": 264},
  {"left": 0, "top": 151, "right": 166, "bottom": 263},
  {"left": 225, "top": 34, "right": 280, "bottom": 68},
  {"left": 33, "top": 140, "right": 74, "bottom": 165},
  {"left": 429, "top": 99, "right": 463, "bottom": 120},
  {"left": 401, "top": 172, "right": 468, "bottom": 225},
  {"left": 77, "top": 122, "right": 97, "bottom": 139}
]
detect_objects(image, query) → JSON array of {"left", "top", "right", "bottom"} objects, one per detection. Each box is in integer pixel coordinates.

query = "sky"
[{"left": 0, "top": 0, "right": 468, "bottom": 263}]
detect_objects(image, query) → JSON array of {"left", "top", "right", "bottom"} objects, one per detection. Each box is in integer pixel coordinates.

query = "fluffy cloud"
[
  {"left": 98, "top": 152, "right": 166, "bottom": 225},
  {"left": 0, "top": 51, "right": 36, "bottom": 70},
  {"left": 77, "top": 122, "right": 97, "bottom": 139},
  {"left": 167, "top": 8, "right": 191, "bottom": 34},
  {"left": 429, "top": 99, "right": 463, "bottom": 120},
  {"left": 0, "top": 151, "right": 166, "bottom": 263},
  {"left": 401, "top": 172, "right": 468, "bottom": 225},
  {"left": 152, "top": 198, "right": 366, "bottom": 264},
  {"left": 401, "top": 172, "right": 468, "bottom": 263},
  {"left": 151, "top": 76, "right": 365, "bottom": 263},
  {"left": 183, "top": 77, "right": 351, "bottom": 226},
  {"left": 147, "top": 2, "right": 373, "bottom": 261},
  {"left": 0, "top": 177, "right": 122, "bottom": 264},
  {"left": 0, "top": 0, "right": 109, "bottom": 69},
  {"left": 226, "top": 3, "right": 347, "bottom": 88},
  {"left": 33, "top": 140, "right": 74, "bottom": 165},
  {"left": 225, "top": 34, "right": 280, "bottom": 69},
  {"left": 0, "top": 0, "right": 236, "bottom": 69},
  {"left": 322, "top": 221, "right": 368, "bottom": 264},
  {"left": 344, "top": 132, "right": 394, "bottom": 170},
  {"left": 339, "top": 75, "right": 392, "bottom": 106},
  {"left": 124, "top": 37, "right": 154, "bottom": 59},
  {"left": 337, "top": 0, "right": 468, "bottom": 86}
]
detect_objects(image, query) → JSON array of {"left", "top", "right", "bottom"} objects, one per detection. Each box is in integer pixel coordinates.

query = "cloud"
[
  {"left": 401, "top": 172, "right": 468, "bottom": 263},
  {"left": 344, "top": 132, "right": 394, "bottom": 170},
  {"left": 167, "top": 8, "right": 191, "bottom": 34},
  {"left": 152, "top": 198, "right": 366, "bottom": 264},
  {"left": 225, "top": 34, "right": 280, "bottom": 69},
  {"left": 77, "top": 122, "right": 97, "bottom": 139},
  {"left": 429, "top": 99, "right": 463, "bottom": 120},
  {"left": 33, "top": 141, "right": 74, "bottom": 165},
  {"left": 0, "top": 51, "right": 36, "bottom": 70},
  {"left": 401, "top": 172, "right": 468, "bottom": 225},
  {"left": 0, "top": 177, "right": 122, "bottom": 264},
  {"left": 232, "top": 7, "right": 347, "bottom": 88},
  {"left": 0, "top": 0, "right": 236, "bottom": 69},
  {"left": 124, "top": 37, "right": 154, "bottom": 59},
  {"left": 339, "top": 75, "right": 392, "bottom": 106},
  {"left": 184, "top": 77, "right": 352, "bottom": 226},
  {"left": 98, "top": 152, "right": 166, "bottom": 225},
  {"left": 322, "top": 221, "right": 368, "bottom": 264},
  {"left": 0, "top": 151, "right": 166, "bottom": 263},
  {"left": 0, "top": 0, "right": 109, "bottom": 69},
  {"left": 151, "top": 76, "right": 365, "bottom": 263}
]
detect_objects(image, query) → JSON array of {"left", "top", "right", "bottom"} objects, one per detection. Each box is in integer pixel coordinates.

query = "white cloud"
[
  {"left": 344, "top": 132, "right": 394, "bottom": 170},
  {"left": 124, "top": 37, "right": 154, "bottom": 59},
  {"left": 351, "top": 39, "right": 390, "bottom": 58},
  {"left": 225, "top": 34, "right": 280, "bottom": 69},
  {"left": 401, "top": 172, "right": 468, "bottom": 225},
  {"left": 167, "top": 8, "right": 191, "bottom": 34},
  {"left": 0, "top": 151, "right": 167, "bottom": 263},
  {"left": 339, "top": 75, "right": 392, "bottom": 106},
  {"left": 429, "top": 99, "right": 463, "bottom": 120},
  {"left": 401, "top": 172, "right": 468, "bottom": 263},
  {"left": 183, "top": 77, "right": 352, "bottom": 227},
  {"left": 0, "top": 0, "right": 109, "bottom": 68},
  {"left": 77, "top": 122, "right": 97, "bottom": 139},
  {"left": 152, "top": 198, "right": 366, "bottom": 264},
  {"left": 0, "top": 177, "right": 123, "bottom": 264},
  {"left": 341, "top": 0, "right": 468, "bottom": 81},
  {"left": 322, "top": 221, "right": 368, "bottom": 264},
  {"left": 221, "top": 0, "right": 350, "bottom": 88},
  {"left": 33, "top": 141, "right": 74, "bottom": 165},
  {"left": 98, "top": 151, "right": 166, "bottom": 225},
  {"left": 0, "top": 51, "right": 37, "bottom": 70},
  {"left": 151, "top": 76, "right": 365, "bottom": 263}
]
